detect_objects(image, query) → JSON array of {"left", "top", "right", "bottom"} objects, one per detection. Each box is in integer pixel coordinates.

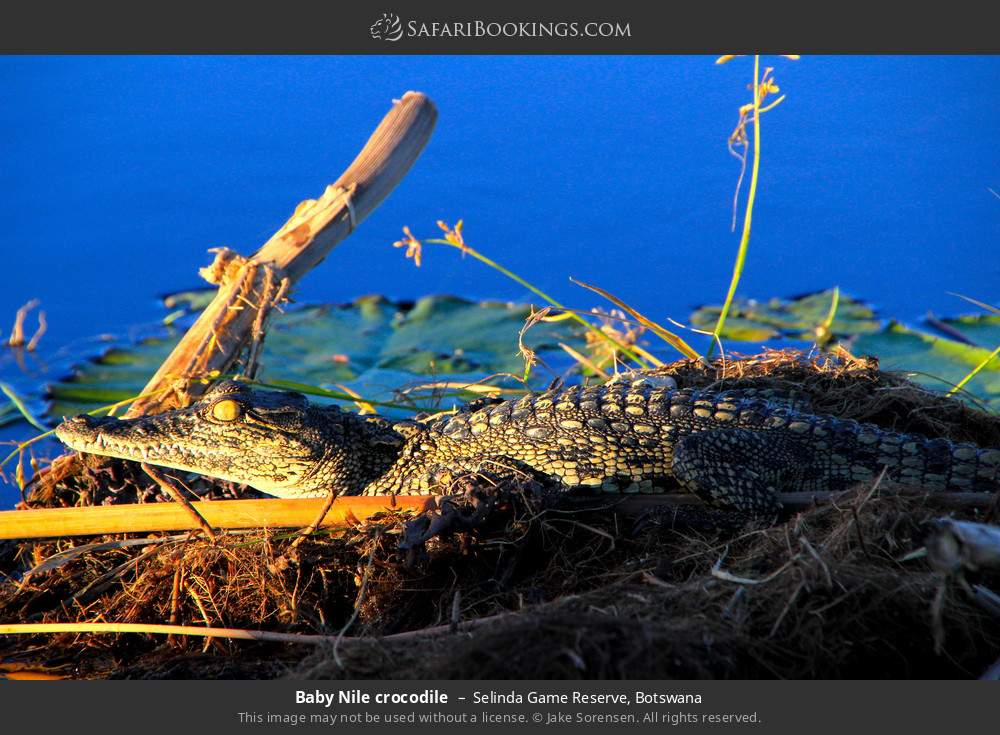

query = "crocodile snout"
[{"left": 55, "top": 413, "right": 120, "bottom": 440}]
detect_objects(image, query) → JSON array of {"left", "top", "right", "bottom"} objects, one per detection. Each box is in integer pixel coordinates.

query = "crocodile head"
[{"left": 54, "top": 380, "right": 409, "bottom": 498}]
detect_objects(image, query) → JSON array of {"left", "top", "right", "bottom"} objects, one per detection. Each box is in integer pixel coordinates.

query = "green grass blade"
[
  {"left": 0, "top": 382, "right": 47, "bottom": 431},
  {"left": 420, "top": 233, "right": 650, "bottom": 369},
  {"left": 947, "top": 344, "right": 1000, "bottom": 397},
  {"left": 570, "top": 278, "right": 702, "bottom": 362},
  {"left": 709, "top": 55, "right": 761, "bottom": 357},
  {"left": 947, "top": 292, "right": 1000, "bottom": 315}
]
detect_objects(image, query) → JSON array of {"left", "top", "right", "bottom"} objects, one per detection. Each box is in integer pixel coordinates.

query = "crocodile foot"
[
  {"left": 399, "top": 474, "right": 546, "bottom": 549},
  {"left": 400, "top": 489, "right": 497, "bottom": 549},
  {"left": 671, "top": 428, "right": 810, "bottom": 517}
]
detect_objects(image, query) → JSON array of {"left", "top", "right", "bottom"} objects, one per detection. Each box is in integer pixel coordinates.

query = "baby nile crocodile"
[{"left": 55, "top": 377, "right": 1000, "bottom": 514}]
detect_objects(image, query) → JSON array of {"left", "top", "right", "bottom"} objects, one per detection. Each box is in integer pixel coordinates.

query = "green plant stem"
[
  {"left": 0, "top": 382, "right": 46, "bottom": 431},
  {"left": 821, "top": 287, "right": 840, "bottom": 330},
  {"left": 425, "top": 238, "right": 650, "bottom": 368},
  {"left": 947, "top": 344, "right": 1000, "bottom": 398},
  {"left": 570, "top": 278, "right": 702, "bottom": 362},
  {"left": 709, "top": 54, "right": 762, "bottom": 357}
]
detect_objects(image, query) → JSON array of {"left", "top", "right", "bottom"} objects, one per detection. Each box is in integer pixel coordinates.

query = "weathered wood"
[
  {"left": 125, "top": 91, "right": 437, "bottom": 417},
  {"left": 925, "top": 518, "right": 1000, "bottom": 574}
]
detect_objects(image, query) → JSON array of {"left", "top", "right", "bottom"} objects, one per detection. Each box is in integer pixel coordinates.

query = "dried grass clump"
[
  {"left": 2, "top": 350, "right": 998, "bottom": 679},
  {"left": 295, "top": 488, "right": 1000, "bottom": 680},
  {"left": 657, "top": 348, "right": 1000, "bottom": 446}
]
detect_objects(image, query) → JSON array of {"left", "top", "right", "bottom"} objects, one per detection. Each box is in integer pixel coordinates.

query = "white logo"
[{"left": 370, "top": 13, "right": 403, "bottom": 42}]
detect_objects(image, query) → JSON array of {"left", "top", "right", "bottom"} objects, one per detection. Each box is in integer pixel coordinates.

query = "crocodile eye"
[{"left": 211, "top": 399, "right": 242, "bottom": 422}]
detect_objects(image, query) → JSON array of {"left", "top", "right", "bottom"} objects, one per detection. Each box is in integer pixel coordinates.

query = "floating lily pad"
[
  {"left": 161, "top": 287, "right": 217, "bottom": 326},
  {"left": 690, "top": 289, "right": 881, "bottom": 343},
  {"left": 47, "top": 295, "right": 585, "bottom": 420},
  {"left": 851, "top": 321, "right": 1000, "bottom": 410},
  {"left": 34, "top": 292, "right": 1000, "bottom": 427},
  {"left": 161, "top": 288, "right": 217, "bottom": 313}
]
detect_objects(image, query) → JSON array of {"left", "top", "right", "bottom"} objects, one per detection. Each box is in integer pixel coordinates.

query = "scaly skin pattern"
[{"left": 55, "top": 377, "right": 1000, "bottom": 513}]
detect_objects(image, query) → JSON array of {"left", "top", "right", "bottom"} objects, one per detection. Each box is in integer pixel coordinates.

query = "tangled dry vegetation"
[{"left": 2, "top": 350, "right": 999, "bottom": 679}]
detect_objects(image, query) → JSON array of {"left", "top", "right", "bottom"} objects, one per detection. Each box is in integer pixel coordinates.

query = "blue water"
[
  {"left": 1, "top": 55, "right": 999, "bottom": 497},
  {"left": 4, "top": 55, "right": 998, "bottom": 346}
]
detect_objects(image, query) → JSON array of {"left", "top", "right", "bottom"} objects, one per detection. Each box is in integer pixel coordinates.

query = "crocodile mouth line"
[
  {"left": 63, "top": 433, "right": 217, "bottom": 465},
  {"left": 63, "top": 430, "right": 312, "bottom": 467}
]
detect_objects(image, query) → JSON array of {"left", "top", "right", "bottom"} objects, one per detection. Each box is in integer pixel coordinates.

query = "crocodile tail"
[
  {"left": 800, "top": 415, "right": 1000, "bottom": 493},
  {"left": 875, "top": 431, "right": 1000, "bottom": 492},
  {"left": 956, "top": 442, "right": 1000, "bottom": 490}
]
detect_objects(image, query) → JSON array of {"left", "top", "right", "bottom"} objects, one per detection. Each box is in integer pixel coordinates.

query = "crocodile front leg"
[
  {"left": 671, "top": 428, "right": 810, "bottom": 514},
  {"left": 397, "top": 464, "right": 548, "bottom": 548}
]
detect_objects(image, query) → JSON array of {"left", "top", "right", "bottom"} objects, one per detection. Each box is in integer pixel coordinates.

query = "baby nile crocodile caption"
[{"left": 55, "top": 375, "right": 1000, "bottom": 515}]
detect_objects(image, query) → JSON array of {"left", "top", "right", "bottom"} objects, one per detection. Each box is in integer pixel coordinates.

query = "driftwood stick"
[
  {"left": 125, "top": 91, "right": 437, "bottom": 417},
  {"left": 925, "top": 518, "right": 1000, "bottom": 574}
]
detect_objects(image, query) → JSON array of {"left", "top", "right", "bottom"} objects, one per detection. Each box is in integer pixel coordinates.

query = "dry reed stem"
[
  {"left": 0, "top": 610, "right": 510, "bottom": 647},
  {"left": 0, "top": 496, "right": 439, "bottom": 540},
  {"left": 7, "top": 299, "right": 46, "bottom": 350}
]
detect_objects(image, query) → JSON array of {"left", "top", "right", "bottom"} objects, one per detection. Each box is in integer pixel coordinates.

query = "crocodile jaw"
[{"left": 55, "top": 412, "right": 326, "bottom": 498}]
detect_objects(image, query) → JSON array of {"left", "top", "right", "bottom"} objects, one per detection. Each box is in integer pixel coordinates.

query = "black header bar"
[{"left": 2, "top": 2, "right": 999, "bottom": 53}]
